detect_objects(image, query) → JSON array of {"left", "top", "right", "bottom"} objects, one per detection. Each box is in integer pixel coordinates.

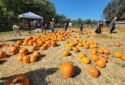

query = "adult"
[
  {"left": 95, "top": 21, "right": 103, "bottom": 34},
  {"left": 50, "top": 19, "right": 55, "bottom": 33},
  {"left": 64, "top": 21, "right": 69, "bottom": 31},
  {"left": 109, "top": 17, "right": 117, "bottom": 33},
  {"left": 79, "top": 23, "right": 84, "bottom": 34},
  {"left": 12, "top": 23, "right": 21, "bottom": 36},
  {"left": 40, "top": 18, "right": 45, "bottom": 33},
  {"left": 27, "top": 20, "right": 32, "bottom": 34}
]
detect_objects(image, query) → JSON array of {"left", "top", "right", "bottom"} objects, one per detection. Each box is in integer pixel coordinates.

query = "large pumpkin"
[
  {"left": 60, "top": 62, "right": 74, "bottom": 78},
  {"left": 0, "top": 50, "right": 6, "bottom": 59},
  {"left": 88, "top": 67, "right": 100, "bottom": 78},
  {"left": 19, "top": 48, "right": 28, "bottom": 56},
  {"left": 5, "top": 74, "right": 30, "bottom": 85}
]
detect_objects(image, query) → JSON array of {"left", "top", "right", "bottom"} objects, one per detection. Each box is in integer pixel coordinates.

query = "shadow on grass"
[
  {"left": 6, "top": 39, "right": 24, "bottom": 42},
  {"left": 72, "top": 66, "right": 81, "bottom": 78},
  {"left": 0, "top": 67, "right": 58, "bottom": 85},
  {"left": 0, "top": 60, "right": 7, "bottom": 64}
]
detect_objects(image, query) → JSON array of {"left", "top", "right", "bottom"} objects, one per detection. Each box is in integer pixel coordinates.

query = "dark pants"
[
  {"left": 80, "top": 28, "right": 83, "bottom": 34},
  {"left": 110, "top": 26, "right": 115, "bottom": 33},
  {"left": 95, "top": 28, "right": 101, "bottom": 34},
  {"left": 65, "top": 26, "right": 68, "bottom": 31}
]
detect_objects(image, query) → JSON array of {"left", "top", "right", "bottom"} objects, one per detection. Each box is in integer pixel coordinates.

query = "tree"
[
  {"left": 103, "top": 0, "right": 125, "bottom": 21},
  {"left": 0, "top": 0, "right": 56, "bottom": 21}
]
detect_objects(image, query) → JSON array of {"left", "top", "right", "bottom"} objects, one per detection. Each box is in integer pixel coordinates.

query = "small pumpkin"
[
  {"left": 16, "top": 40, "right": 23, "bottom": 46},
  {"left": 19, "top": 48, "right": 28, "bottom": 56},
  {"left": 96, "top": 60, "right": 106, "bottom": 68},
  {"left": 63, "top": 50, "right": 70, "bottom": 56},
  {"left": 0, "top": 50, "right": 6, "bottom": 59},
  {"left": 9, "top": 46, "right": 19, "bottom": 55},
  {"left": 30, "top": 56, "right": 37, "bottom": 63},
  {"left": 88, "top": 67, "right": 100, "bottom": 78},
  {"left": 23, "top": 56, "right": 30, "bottom": 63},
  {"left": 5, "top": 74, "right": 30, "bottom": 85},
  {"left": 114, "top": 51, "right": 123, "bottom": 58},
  {"left": 72, "top": 47, "right": 79, "bottom": 53},
  {"left": 121, "top": 55, "right": 125, "bottom": 61},
  {"left": 81, "top": 57, "right": 90, "bottom": 64},
  {"left": 91, "top": 55, "right": 99, "bottom": 62},
  {"left": 51, "top": 41, "right": 57, "bottom": 47},
  {"left": 78, "top": 53, "right": 85, "bottom": 59},
  {"left": 32, "top": 51, "right": 41, "bottom": 57},
  {"left": 31, "top": 46, "right": 36, "bottom": 52},
  {"left": 97, "top": 48, "right": 104, "bottom": 54},
  {"left": 17, "top": 56, "right": 24, "bottom": 62},
  {"left": 114, "top": 42, "right": 120, "bottom": 47},
  {"left": 60, "top": 62, "right": 74, "bottom": 78}
]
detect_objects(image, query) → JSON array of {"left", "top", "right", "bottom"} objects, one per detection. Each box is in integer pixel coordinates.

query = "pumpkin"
[
  {"left": 78, "top": 53, "right": 85, "bottom": 59},
  {"left": 40, "top": 45, "right": 47, "bottom": 50},
  {"left": 16, "top": 40, "right": 23, "bottom": 46},
  {"left": 81, "top": 57, "right": 90, "bottom": 64},
  {"left": 32, "top": 51, "right": 41, "bottom": 57},
  {"left": 30, "top": 56, "right": 37, "bottom": 63},
  {"left": 5, "top": 74, "right": 30, "bottom": 85},
  {"left": 72, "top": 47, "right": 79, "bottom": 53},
  {"left": 60, "top": 62, "right": 74, "bottom": 78},
  {"left": 9, "top": 46, "right": 19, "bottom": 55},
  {"left": 19, "top": 48, "right": 28, "bottom": 56},
  {"left": 23, "top": 56, "right": 30, "bottom": 63},
  {"left": 104, "top": 49, "right": 110, "bottom": 55},
  {"left": 121, "top": 55, "right": 125, "bottom": 61},
  {"left": 91, "top": 49, "right": 97, "bottom": 55},
  {"left": 114, "top": 42, "right": 120, "bottom": 47},
  {"left": 114, "top": 52, "right": 123, "bottom": 58},
  {"left": 17, "top": 56, "right": 24, "bottom": 62},
  {"left": 31, "top": 46, "right": 36, "bottom": 52},
  {"left": 0, "top": 50, "right": 6, "bottom": 59},
  {"left": 51, "top": 41, "right": 57, "bottom": 47},
  {"left": 97, "top": 48, "right": 104, "bottom": 54},
  {"left": 91, "top": 55, "right": 99, "bottom": 62},
  {"left": 88, "top": 67, "right": 100, "bottom": 78},
  {"left": 63, "top": 50, "right": 70, "bottom": 56},
  {"left": 96, "top": 60, "right": 106, "bottom": 68},
  {"left": 27, "top": 40, "right": 33, "bottom": 46}
]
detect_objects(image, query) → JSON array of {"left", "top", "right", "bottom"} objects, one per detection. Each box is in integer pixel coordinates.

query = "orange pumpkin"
[
  {"left": 114, "top": 52, "right": 123, "bottom": 58},
  {"left": 88, "top": 67, "right": 100, "bottom": 78},
  {"left": 96, "top": 60, "right": 106, "bottom": 68},
  {"left": 97, "top": 48, "right": 104, "bottom": 54},
  {"left": 63, "top": 50, "right": 70, "bottom": 56},
  {"left": 51, "top": 41, "right": 57, "bottom": 47},
  {"left": 23, "top": 56, "right": 30, "bottom": 63},
  {"left": 32, "top": 51, "right": 41, "bottom": 57},
  {"left": 0, "top": 50, "right": 6, "bottom": 59},
  {"left": 9, "top": 46, "right": 19, "bottom": 55},
  {"left": 19, "top": 48, "right": 28, "bottom": 56},
  {"left": 91, "top": 55, "right": 99, "bottom": 62},
  {"left": 5, "top": 74, "right": 30, "bottom": 85},
  {"left": 121, "top": 55, "right": 125, "bottom": 61},
  {"left": 30, "top": 56, "right": 37, "bottom": 63},
  {"left": 81, "top": 57, "right": 90, "bottom": 64},
  {"left": 91, "top": 49, "right": 97, "bottom": 55},
  {"left": 78, "top": 53, "right": 85, "bottom": 59},
  {"left": 103, "top": 49, "right": 110, "bottom": 55},
  {"left": 60, "top": 62, "right": 74, "bottom": 78},
  {"left": 17, "top": 56, "right": 24, "bottom": 62},
  {"left": 72, "top": 47, "right": 79, "bottom": 53},
  {"left": 16, "top": 40, "right": 23, "bottom": 46},
  {"left": 31, "top": 46, "right": 36, "bottom": 52},
  {"left": 114, "top": 42, "right": 120, "bottom": 47}
]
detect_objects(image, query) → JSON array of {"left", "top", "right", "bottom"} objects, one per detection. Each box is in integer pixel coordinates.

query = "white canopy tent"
[{"left": 19, "top": 12, "right": 42, "bottom": 19}]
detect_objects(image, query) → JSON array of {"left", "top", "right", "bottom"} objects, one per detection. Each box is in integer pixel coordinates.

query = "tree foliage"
[{"left": 103, "top": 0, "right": 125, "bottom": 21}]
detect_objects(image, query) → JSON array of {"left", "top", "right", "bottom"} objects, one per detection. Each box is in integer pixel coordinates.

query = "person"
[
  {"left": 50, "top": 18, "right": 55, "bottom": 33},
  {"left": 79, "top": 23, "right": 84, "bottom": 34},
  {"left": 95, "top": 21, "right": 103, "bottom": 34},
  {"left": 109, "top": 17, "right": 117, "bottom": 33},
  {"left": 40, "top": 18, "right": 45, "bottom": 33},
  {"left": 27, "top": 20, "right": 32, "bottom": 34},
  {"left": 64, "top": 21, "right": 69, "bottom": 31},
  {"left": 12, "top": 23, "right": 21, "bottom": 36}
]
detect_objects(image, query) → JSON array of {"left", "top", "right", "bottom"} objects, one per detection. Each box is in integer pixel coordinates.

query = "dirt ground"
[{"left": 0, "top": 28, "right": 125, "bottom": 85}]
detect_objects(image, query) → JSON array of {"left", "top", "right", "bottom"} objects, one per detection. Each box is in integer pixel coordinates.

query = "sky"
[{"left": 50, "top": 0, "right": 111, "bottom": 20}]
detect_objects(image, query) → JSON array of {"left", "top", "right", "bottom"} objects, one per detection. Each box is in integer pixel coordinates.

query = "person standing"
[
  {"left": 64, "top": 21, "right": 69, "bottom": 31},
  {"left": 109, "top": 17, "right": 117, "bottom": 33},
  {"left": 95, "top": 21, "right": 103, "bottom": 34},
  {"left": 50, "top": 18, "right": 55, "bottom": 33},
  {"left": 12, "top": 23, "right": 21, "bottom": 36},
  {"left": 79, "top": 23, "right": 84, "bottom": 34}
]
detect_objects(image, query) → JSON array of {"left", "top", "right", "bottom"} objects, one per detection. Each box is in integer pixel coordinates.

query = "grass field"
[{"left": 0, "top": 27, "right": 125, "bottom": 85}]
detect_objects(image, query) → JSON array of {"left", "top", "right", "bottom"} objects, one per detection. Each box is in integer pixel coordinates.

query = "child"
[
  {"left": 12, "top": 23, "right": 21, "bottom": 36},
  {"left": 95, "top": 21, "right": 103, "bottom": 34},
  {"left": 79, "top": 24, "right": 83, "bottom": 34}
]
